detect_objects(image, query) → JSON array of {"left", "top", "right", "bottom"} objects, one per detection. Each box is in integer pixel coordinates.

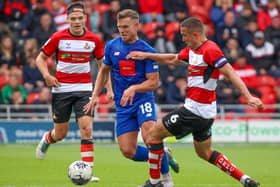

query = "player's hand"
[
  {"left": 120, "top": 86, "right": 135, "bottom": 107},
  {"left": 247, "top": 96, "right": 264, "bottom": 110},
  {"left": 83, "top": 96, "right": 99, "bottom": 115},
  {"left": 44, "top": 74, "right": 60, "bottom": 88},
  {"left": 126, "top": 51, "right": 148, "bottom": 60},
  {"left": 106, "top": 90, "right": 115, "bottom": 106}
]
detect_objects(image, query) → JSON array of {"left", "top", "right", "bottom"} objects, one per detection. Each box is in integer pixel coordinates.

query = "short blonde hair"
[{"left": 117, "top": 9, "right": 139, "bottom": 21}]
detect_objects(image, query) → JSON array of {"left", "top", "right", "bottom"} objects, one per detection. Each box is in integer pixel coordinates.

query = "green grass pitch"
[{"left": 0, "top": 143, "right": 279, "bottom": 187}]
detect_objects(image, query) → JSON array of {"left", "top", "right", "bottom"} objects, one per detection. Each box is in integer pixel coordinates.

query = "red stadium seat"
[
  {"left": 0, "top": 75, "right": 8, "bottom": 90},
  {"left": 93, "top": 3, "right": 111, "bottom": 15},
  {"left": 142, "top": 22, "right": 163, "bottom": 39},
  {"left": 27, "top": 92, "right": 40, "bottom": 104},
  {"left": 97, "top": 94, "right": 109, "bottom": 118},
  {"left": 276, "top": 77, "right": 280, "bottom": 86},
  {"left": 165, "top": 21, "right": 180, "bottom": 41}
]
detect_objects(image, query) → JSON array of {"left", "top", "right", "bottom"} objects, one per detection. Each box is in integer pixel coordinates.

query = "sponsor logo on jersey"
[
  {"left": 189, "top": 68, "right": 200, "bottom": 73},
  {"left": 114, "top": 51, "right": 120, "bottom": 56},
  {"left": 61, "top": 53, "right": 91, "bottom": 61},
  {"left": 65, "top": 42, "right": 71, "bottom": 49}
]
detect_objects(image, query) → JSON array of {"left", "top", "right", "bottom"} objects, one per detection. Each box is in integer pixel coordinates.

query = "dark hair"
[
  {"left": 67, "top": 1, "right": 85, "bottom": 15},
  {"left": 180, "top": 17, "right": 204, "bottom": 33},
  {"left": 117, "top": 9, "right": 139, "bottom": 21}
]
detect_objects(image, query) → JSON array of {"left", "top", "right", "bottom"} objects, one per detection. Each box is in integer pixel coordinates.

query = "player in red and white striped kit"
[
  {"left": 128, "top": 17, "right": 263, "bottom": 187},
  {"left": 35, "top": 1, "right": 112, "bottom": 182}
]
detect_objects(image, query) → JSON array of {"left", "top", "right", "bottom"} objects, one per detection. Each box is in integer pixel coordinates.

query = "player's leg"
[
  {"left": 141, "top": 106, "right": 196, "bottom": 187},
  {"left": 77, "top": 116, "right": 99, "bottom": 182},
  {"left": 193, "top": 133, "right": 260, "bottom": 186},
  {"left": 164, "top": 147, "right": 179, "bottom": 173},
  {"left": 36, "top": 93, "right": 72, "bottom": 160},
  {"left": 140, "top": 121, "right": 172, "bottom": 187},
  {"left": 137, "top": 99, "right": 179, "bottom": 174},
  {"left": 117, "top": 115, "right": 171, "bottom": 186},
  {"left": 74, "top": 91, "right": 99, "bottom": 182},
  {"left": 116, "top": 111, "right": 145, "bottom": 161},
  {"left": 117, "top": 130, "right": 139, "bottom": 159},
  {"left": 36, "top": 122, "right": 69, "bottom": 159},
  {"left": 77, "top": 116, "right": 94, "bottom": 167},
  {"left": 141, "top": 121, "right": 174, "bottom": 187}
]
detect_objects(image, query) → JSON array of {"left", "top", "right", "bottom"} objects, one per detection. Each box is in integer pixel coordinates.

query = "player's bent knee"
[
  {"left": 120, "top": 148, "right": 135, "bottom": 159},
  {"left": 54, "top": 133, "right": 67, "bottom": 141},
  {"left": 195, "top": 148, "right": 212, "bottom": 161},
  {"left": 147, "top": 127, "right": 165, "bottom": 142}
]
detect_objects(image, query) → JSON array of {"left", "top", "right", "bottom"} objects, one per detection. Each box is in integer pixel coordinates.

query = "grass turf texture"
[{"left": 0, "top": 143, "right": 279, "bottom": 187}]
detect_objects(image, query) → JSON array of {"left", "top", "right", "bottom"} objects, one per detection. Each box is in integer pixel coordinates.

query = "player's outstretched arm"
[
  {"left": 36, "top": 52, "right": 59, "bottom": 88},
  {"left": 219, "top": 63, "right": 264, "bottom": 109},
  {"left": 127, "top": 51, "right": 181, "bottom": 66},
  {"left": 83, "top": 63, "right": 111, "bottom": 114}
]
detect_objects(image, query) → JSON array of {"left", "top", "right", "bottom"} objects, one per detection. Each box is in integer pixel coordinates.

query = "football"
[{"left": 68, "top": 161, "right": 92, "bottom": 185}]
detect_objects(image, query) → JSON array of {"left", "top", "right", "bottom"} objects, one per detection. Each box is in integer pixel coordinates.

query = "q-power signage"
[
  {"left": 165, "top": 120, "right": 280, "bottom": 143},
  {"left": 248, "top": 121, "right": 280, "bottom": 142}
]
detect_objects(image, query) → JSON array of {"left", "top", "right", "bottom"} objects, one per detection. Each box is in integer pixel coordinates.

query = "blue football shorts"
[{"left": 115, "top": 98, "right": 156, "bottom": 137}]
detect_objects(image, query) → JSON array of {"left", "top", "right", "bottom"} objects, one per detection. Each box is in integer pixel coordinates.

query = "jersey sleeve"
[
  {"left": 203, "top": 44, "right": 228, "bottom": 68},
  {"left": 145, "top": 48, "right": 159, "bottom": 73},
  {"left": 103, "top": 43, "right": 112, "bottom": 66},
  {"left": 145, "top": 59, "right": 159, "bottom": 73},
  {"left": 41, "top": 33, "right": 59, "bottom": 56},
  {"left": 93, "top": 36, "right": 104, "bottom": 59},
  {"left": 178, "top": 47, "right": 190, "bottom": 61}
]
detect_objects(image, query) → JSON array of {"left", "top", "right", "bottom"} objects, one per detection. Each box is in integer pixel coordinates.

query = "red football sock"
[
  {"left": 148, "top": 142, "right": 164, "bottom": 183},
  {"left": 80, "top": 139, "right": 94, "bottom": 167},
  {"left": 45, "top": 130, "right": 57, "bottom": 144},
  {"left": 209, "top": 150, "right": 244, "bottom": 181}
]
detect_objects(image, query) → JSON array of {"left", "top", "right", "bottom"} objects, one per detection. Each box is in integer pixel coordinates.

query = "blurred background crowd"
[{"left": 1, "top": 0, "right": 280, "bottom": 117}]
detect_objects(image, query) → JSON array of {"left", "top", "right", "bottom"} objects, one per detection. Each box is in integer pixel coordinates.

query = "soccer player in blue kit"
[{"left": 84, "top": 9, "right": 178, "bottom": 186}]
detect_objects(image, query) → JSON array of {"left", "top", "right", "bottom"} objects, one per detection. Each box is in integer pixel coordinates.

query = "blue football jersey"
[{"left": 104, "top": 36, "right": 159, "bottom": 108}]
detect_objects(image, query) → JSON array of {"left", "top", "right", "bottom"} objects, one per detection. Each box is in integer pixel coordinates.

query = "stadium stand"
[{"left": 0, "top": 0, "right": 280, "bottom": 120}]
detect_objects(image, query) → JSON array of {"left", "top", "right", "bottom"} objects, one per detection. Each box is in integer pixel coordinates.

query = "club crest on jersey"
[
  {"left": 191, "top": 55, "right": 199, "bottom": 65},
  {"left": 84, "top": 42, "right": 91, "bottom": 49}
]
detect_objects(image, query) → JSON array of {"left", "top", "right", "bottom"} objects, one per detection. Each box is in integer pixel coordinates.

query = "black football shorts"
[
  {"left": 52, "top": 91, "right": 93, "bottom": 123},
  {"left": 162, "top": 106, "right": 214, "bottom": 142}
]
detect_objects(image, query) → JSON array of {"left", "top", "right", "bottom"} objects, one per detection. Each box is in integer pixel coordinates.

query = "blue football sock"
[
  {"left": 132, "top": 145, "right": 148, "bottom": 161},
  {"left": 161, "top": 151, "right": 169, "bottom": 175}
]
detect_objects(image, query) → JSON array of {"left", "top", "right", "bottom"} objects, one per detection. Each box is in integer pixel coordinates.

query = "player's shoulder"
[
  {"left": 136, "top": 39, "right": 156, "bottom": 53},
  {"left": 106, "top": 36, "right": 121, "bottom": 47},
  {"left": 84, "top": 30, "right": 101, "bottom": 40},
  {"left": 202, "top": 40, "right": 222, "bottom": 52}
]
